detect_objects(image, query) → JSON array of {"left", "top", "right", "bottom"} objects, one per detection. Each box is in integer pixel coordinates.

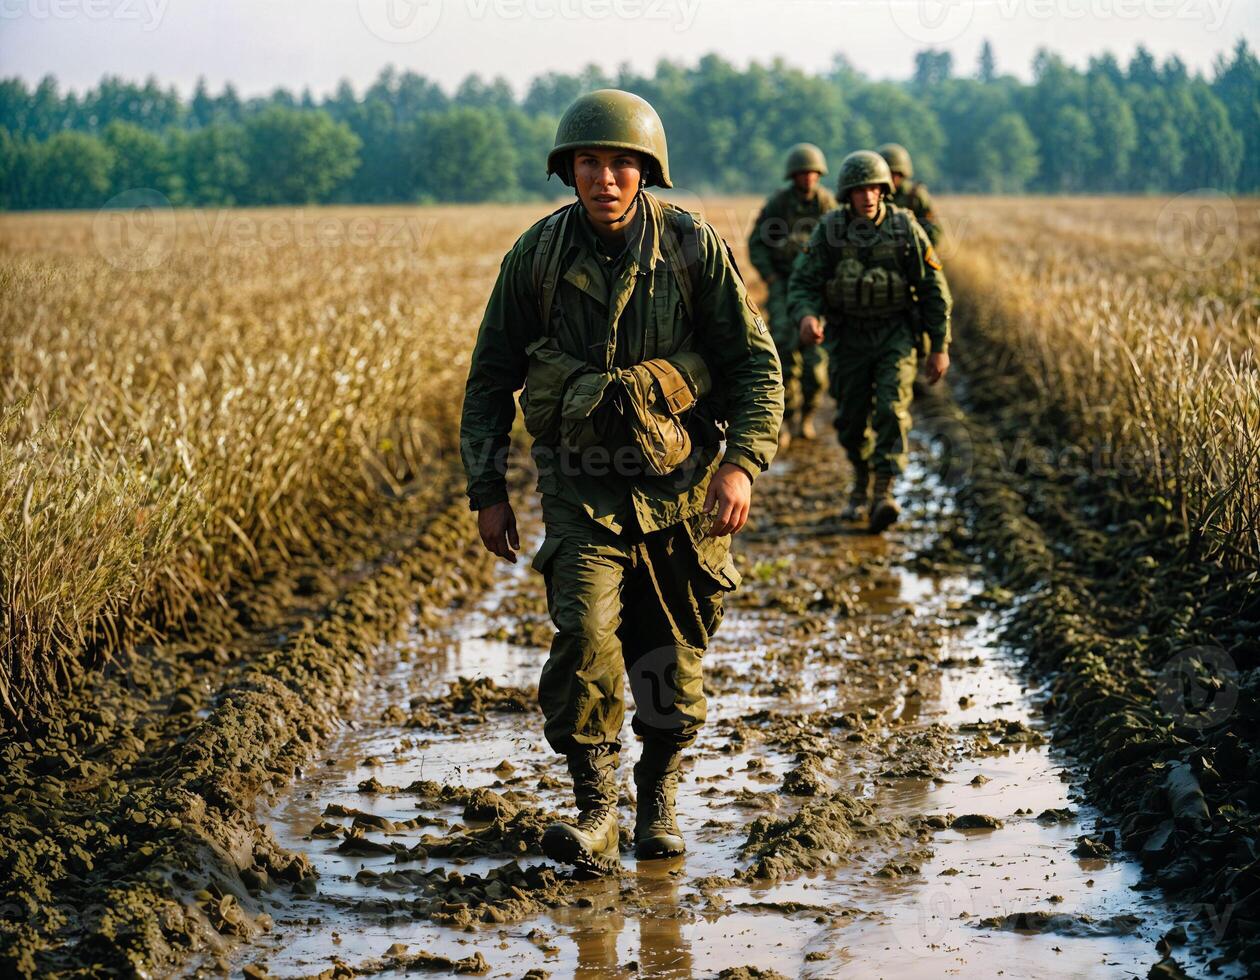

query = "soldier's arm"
[
  {"left": 694, "top": 220, "right": 784, "bottom": 479},
  {"left": 459, "top": 238, "right": 539, "bottom": 509},
  {"left": 907, "top": 219, "right": 952, "bottom": 353},
  {"left": 916, "top": 186, "right": 942, "bottom": 245},
  {"left": 746, "top": 200, "right": 778, "bottom": 283},
  {"left": 786, "top": 219, "right": 831, "bottom": 327}
]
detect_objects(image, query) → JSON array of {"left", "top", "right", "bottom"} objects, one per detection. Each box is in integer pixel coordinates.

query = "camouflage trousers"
[
  {"left": 767, "top": 278, "right": 826, "bottom": 420},
  {"left": 826, "top": 318, "right": 918, "bottom": 476},
  {"left": 530, "top": 505, "right": 739, "bottom": 756}
]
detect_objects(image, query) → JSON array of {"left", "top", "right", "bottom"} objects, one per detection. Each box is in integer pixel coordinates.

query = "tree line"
[{"left": 1, "top": 40, "right": 1256, "bottom": 211}]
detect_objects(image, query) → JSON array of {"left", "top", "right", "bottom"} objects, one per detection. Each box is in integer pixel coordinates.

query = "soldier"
[
  {"left": 748, "top": 144, "right": 838, "bottom": 449},
  {"left": 877, "top": 142, "right": 941, "bottom": 245},
  {"left": 460, "top": 90, "right": 783, "bottom": 876},
  {"left": 789, "top": 150, "right": 951, "bottom": 533}
]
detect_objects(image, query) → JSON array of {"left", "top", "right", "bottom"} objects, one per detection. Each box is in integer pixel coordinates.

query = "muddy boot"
[
  {"left": 840, "top": 461, "right": 870, "bottom": 521},
  {"left": 798, "top": 414, "right": 817, "bottom": 441},
  {"left": 868, "top": 474, "right": 900, "bottom": 534},
  {"left": 777, "top": 423, "right": 793, "bottom": 453},
  {"left": 542, "top": 748, "right": 620, "bottom": 876},
  {"left": 634, "top": 744, "right": 685, "bottom": 860}
]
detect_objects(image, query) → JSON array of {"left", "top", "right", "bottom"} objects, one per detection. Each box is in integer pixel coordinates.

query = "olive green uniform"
[
  {"left": 461, "top": 193, "right": 783, "bottom": 755},
  {"left": 890, "top": 179, "right": 941, "bottom": 245},
  {"left": 788, "top": 202, "right": 951, "bottom": 475},
  {"left": 747, "top": 186, "right": 838, "bottom": 423}
]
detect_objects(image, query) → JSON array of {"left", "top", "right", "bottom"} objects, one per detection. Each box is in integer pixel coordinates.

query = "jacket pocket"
[{"left": 522, "top": 337, "right": 590, "bottom": 445}]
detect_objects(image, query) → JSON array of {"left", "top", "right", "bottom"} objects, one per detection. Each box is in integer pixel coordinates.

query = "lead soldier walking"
[
  {"left": 460, "top": 90, "right": 783, "bottom": 875},
  {"left": 789, "top": 150, "right": 951, "bottom": 533},
  {"left": 747, "top": 144, "right": 838, "bottom": 449}
]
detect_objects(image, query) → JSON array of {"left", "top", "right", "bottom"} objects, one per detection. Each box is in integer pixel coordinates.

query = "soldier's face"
[
  {"left": 574, "top": 148, "right": 644, "bottom": 227},
  {"left": 792, "top": 171, "right": 820, "bottom": 194},
  {"left": 891, "top": 171, "right": 906, "bottom": 189},
  {"left": 849, "top": 185, "right": 881, "bottom": 219}
]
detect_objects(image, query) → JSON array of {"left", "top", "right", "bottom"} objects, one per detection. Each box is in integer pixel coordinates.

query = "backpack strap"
[
  {"left": 531, "top": 205, "right": 572, "bottom": 335},
  {"left": 659, "top": 204, "right": 698, "bottom": 320}
]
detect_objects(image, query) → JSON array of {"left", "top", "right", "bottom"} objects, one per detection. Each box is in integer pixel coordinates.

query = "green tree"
[
  {"left": 412, "top": 107, "right": 516, "bottom": 203},
  {"left": 32, "top": 131, "right": 113, "bottom": 208},
  {"left": 1213, "top": 40, "right": 1260, "bottom": 191},
  {"left": 178, "top": 122, "right": 249, "bottom": 205},
  {"left": 1084, "top": 74, "right": 1137, "bottom": 189},
  {"left": 102, "top": 120, "right": 176, "bottom": 198},
  {"left": 241, "top": 106, "right": 360, "bottom": 204},
  {"left": 975, "top": 113, "right": 1039, "bottom": 192}
]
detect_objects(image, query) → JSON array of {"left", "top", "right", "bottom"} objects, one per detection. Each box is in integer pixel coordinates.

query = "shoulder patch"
[{"left": 924, "top": 245, "right": 943, "bottom": 270}]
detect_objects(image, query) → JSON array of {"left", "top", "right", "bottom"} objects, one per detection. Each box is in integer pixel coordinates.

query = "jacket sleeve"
[
  {"left": 915, "top": 185, "right": 942, "bottom": 244},
  {"left": 694, "top": 220, "right": 783, "bottom": 479},
  {"left": 746, "top": 198, "right": 778, "bottom": 283},
  {"left": 907, "top": 218, "right": 952, "bottom": 354},
  {"left": 786, "top": 217, "right": 832, "bottom": 326},
  {"left": 459, "top": 236, "right": 540, "bottom": 509}
]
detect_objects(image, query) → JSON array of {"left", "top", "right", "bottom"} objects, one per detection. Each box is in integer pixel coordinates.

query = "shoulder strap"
[
  {"left": 659, "top": 203, "right": 698, "bottom": 320},
  {"left": 532, "top": 206, "right": 571, "bottom": 334}
]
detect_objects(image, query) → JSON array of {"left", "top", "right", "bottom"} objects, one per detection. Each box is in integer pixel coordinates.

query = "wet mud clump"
[
  {"left": 736, "top": 793, "right": 907, "bottom": 881},
  {"left": 0, "top": 495, "right": 492, "bottom": 977}
]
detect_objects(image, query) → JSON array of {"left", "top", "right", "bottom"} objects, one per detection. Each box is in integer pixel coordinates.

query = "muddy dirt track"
[{"left": 220, "top": 398, "right": 1234, "bottom": 980}]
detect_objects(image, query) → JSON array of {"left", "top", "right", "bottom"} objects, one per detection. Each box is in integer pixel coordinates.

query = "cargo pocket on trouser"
[{"left": 684, "top": 513, "right": 742, "bottom": 591}]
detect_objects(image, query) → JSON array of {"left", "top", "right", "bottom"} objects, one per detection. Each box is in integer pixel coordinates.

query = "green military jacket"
[
  {"left": 461, "top": 193, "right": 784, "bottom": 535},
  {"left": 787, "top": 201, "right": 952, "bottom": 353},
  {"left": 748, "top": 186, "right": 840, "bottom": 282},
  {"left": 890, "top": 179, "right": 940, "bottom": 244}
]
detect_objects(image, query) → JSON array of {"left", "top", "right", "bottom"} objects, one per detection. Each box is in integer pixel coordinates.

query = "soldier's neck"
[{"left": 584, "top": 201, "right": 637, "bottom": 250}]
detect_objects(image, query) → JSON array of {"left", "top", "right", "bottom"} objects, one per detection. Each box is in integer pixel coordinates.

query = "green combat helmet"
[
  {"left": 837, "top": 150, "right": 894, "bottom": 197},
  {"left": 877, "top": 142, "right": 914, "bottom": 178},
  {"left": 546, "top": 89, "right": 672, "bottom": 188},
  {"left": 784, "top": 142, "right": 828, "bottom": 178}
]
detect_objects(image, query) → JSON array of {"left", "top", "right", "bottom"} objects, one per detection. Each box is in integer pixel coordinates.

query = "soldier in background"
[
  {"left": 789, "top": 150, "right": 951, "bottom": 533},
  {"left": 748, "top": 144, "right": 838, "bottom": 450},
  {"left": 878, "top": 143, "right": 941, "bottom": 245}
]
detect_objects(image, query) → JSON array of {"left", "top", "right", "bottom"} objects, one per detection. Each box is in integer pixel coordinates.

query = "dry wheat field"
[{"left": 1, "top": 197, "right": 1258, "bottom": 976}]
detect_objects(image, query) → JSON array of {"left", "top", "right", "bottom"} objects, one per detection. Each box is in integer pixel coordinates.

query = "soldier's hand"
[
  {"left": 704, "top": 463, "right": 752, "bottom": 537},
  {"left": 799, "top": 315, "right": 823, "bottom": 347},
  {"left": 925, "top": 351, "right": 950, "bottom": 384},
  {"left": 477, "top": 500, "right": 519, "bottom": 563}
]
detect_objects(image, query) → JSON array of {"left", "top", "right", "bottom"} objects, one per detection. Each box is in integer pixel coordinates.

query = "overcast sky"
[{"left": 2, "top": 0, "right": 1256, "bottom": 97}]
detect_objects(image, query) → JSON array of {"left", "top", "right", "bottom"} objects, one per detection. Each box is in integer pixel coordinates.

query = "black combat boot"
[
  {"left": 868, "top": 474, "right": 900, "bottom": 533},
  {"left": 542, "top": 747, "right": 620, "bottom": 876},
  {"left": 840, "top": 460, "right": 871, "bottom": 521},
  {"left": 633, "top": 742, "right": 685, "bottom": 860}
]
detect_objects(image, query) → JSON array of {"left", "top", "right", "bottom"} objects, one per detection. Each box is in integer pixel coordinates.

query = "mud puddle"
[{"left": 229, "top": 431, "right": 1232, "bottom": 979}]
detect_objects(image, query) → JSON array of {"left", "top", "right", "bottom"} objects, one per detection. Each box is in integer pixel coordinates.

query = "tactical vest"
[
  {"left": 773, "top": 191, "right": 829, "bottom": 269},
  {"left": 520, "top": 198, "right": 713, "bottom": 477},
  {"left": 823, "top": 206, "right": 916, "bottom": 319}
]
